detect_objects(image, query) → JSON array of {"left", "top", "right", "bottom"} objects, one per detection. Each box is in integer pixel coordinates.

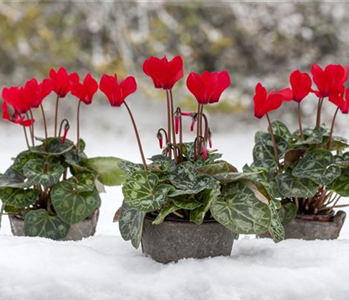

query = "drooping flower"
[
  {"left": 49, "top": 67, "right": 79, "bottom": 98},
  {"left": 329, "top": 86, "right": 349, "bottom": 114},
  {"left": 279, "top": 70, "right": 312, "bottom": 102},
  {"left": 311, "top": 63, "right": 348, "bottom": 98},
  {"left": 186, "top": 70, "right": 231, "bottom": 105},
  {"left": 2, "top": 86, "right": 30, "bottom": 114},
  {"left": 143, "top": 56, "right": 183, "bottom": 90},
  {"left": 2, "top": 102, "right": 34, "bottom": 127},
  {"left": 71, "top": 73, "right": 98, "bottom": 105},
  {"left": 99, "top": 74, "right": 137, "bottom": 107},
  {"left": 253, "top": 83, "right": 284, "bottom": 119},
  {"left": 24, "top": 78, "right": 53, "bottom": 108}
]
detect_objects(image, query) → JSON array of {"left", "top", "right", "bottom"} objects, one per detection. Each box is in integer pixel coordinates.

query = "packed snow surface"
[{"left": 0, "top": 104, "right": 349, "bottom": 300}]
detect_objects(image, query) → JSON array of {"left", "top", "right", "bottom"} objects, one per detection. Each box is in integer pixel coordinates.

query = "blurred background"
[
  {"left": 1, "top": 1, "right": 349, "bottom": 132},
  {"left": 0, "top": 1, "right": 349, "bottom": 236}
]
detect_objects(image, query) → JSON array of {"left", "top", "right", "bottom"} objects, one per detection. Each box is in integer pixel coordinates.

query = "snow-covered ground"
[{"left": 0, "top": 98, "right": 349, "bottom": 300}]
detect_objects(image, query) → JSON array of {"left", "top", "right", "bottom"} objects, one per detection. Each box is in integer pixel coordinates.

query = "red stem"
[
  {"left": 327, "top": 107, "right": 339, "bottom": 150},
  {"left": 124, "top": 102, "right": 148, "bottom": 170}
]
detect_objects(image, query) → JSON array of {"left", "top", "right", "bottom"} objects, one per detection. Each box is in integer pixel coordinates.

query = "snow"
[{"left": 0, "top": 99, "right": 349, "bottom": 300}]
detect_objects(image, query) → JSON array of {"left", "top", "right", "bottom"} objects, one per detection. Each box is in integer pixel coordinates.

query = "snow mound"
[{"left": 0, "top": 235, "right": 349, "bottom": 300}]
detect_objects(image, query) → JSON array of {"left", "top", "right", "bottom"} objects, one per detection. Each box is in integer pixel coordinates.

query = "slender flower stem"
[
  {"left": 29, "top": 109, "right": 35, "bottom": 146},
  {"left": 196, "top": 104, "right": 201, "bottom": 159},
  {"left": 315, "top": 98, "right": 324, "bottom": 128},
  {"left": 297, "top": 103, "right": 304, "bottom": 140},
  {"left": 124, "top": 102, "right": 148, "bottom": 170},
  {"left": 0, "top": 204, "right": 4, "bottom": 230},
  {"left": 169, "top": 90, "right": 178, "bottom": 163},
  {"left": 40, "top": 104, "right": 48, "bottom": 148},
  {"left": 327, "top": 107, "right": 339, "bottom": 150},
  {"left": 23, "top": 126, "right": 30, "bottom": 149},
  {"left": 266, "top": 114, "right": 281, "bottom": 171},
  {"left": 76, "top": 100, "right": 82, "bottom": 155},
  {"left": 166, "top": 90, "right": 172, "bottom": 159},
  {"left": 202, "top": 113, "right": 209, "bottom": 143},
  {"left": 54, "top": 92, "right": 60, "bottom": 137}
]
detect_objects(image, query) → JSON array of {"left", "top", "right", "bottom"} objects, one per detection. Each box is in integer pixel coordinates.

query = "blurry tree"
[{"left": 0, "top": 1, "right": 348, "bottom": 117}]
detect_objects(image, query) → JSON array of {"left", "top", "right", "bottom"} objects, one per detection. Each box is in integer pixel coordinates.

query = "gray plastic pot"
[
  {"left": 8, "top": 209, "right": 99, "bottom": 241},
  {"left": 141, "top": 215, "right": 238, "bottom": 263},
  {"left": 259, "top": 210, "right": 346, "bottom": 240}
]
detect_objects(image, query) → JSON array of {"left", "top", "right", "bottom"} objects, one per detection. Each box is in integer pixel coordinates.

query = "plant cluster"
[
  {"left": 248, "top": 64, "right": 349, "bottom": 222},
  {"left": 0, "top": 68, "right": 127, "bottom": 239},
  {"left": 117, "top": 56, "right": 286, "bottom": 248}
]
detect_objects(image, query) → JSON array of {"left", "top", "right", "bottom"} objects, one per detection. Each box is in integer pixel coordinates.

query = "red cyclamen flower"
[
  {"left": 99, "top": 74, "right": 137, "bottom": 107},
  {"left": 253, "top": 83, "right": 284, "bottom": 119},
  {"left": 49, "top": 67, "right": 79, "bottom": 98},
  {"left": 143, "top": 56, "right": 183, "bottom": 90},
  {"left": 2, "top": 102, "right": 34, "bottom": 127},
  {"left": 24, "top": 78, "right": 52, "bottom": 108},
  {"left": 186, "top": 70, "right": 231, "bottom": 105},
  {"left": 311, "top": 63, "right": 348, "bottom": 98},
  {"left": 71, "top": 73, "right": 98, "bottom": 105},
  {"left": 2, "top": 86, "right": 31, "bottom": 114},
  {"left": 329, "top": 87, "right": 349, "bottom": 114},
  {"left": 279, "top": 70, "right": 312, "bottom": 102}
]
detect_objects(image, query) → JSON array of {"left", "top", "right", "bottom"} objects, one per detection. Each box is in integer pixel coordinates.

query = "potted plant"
[
  {"left": 109, "top": 56, "right": 286, "bottom": 263},
  {"left": 0, "top": 67, "right": 123, "bottom": 240},
  {"left": 249, "top": 64, "right": 348, "bottom": 240}
]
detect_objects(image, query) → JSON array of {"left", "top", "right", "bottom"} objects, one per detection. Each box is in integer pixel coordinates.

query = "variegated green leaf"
[
  {"left": 211, "top": 181, "right": 271, "bottom": 234},
  {"left": 23, "top": 159, "right": 64, "bottom": 187},
  {"left": 292, "top": 149, "right": 341, "bottom": 185},
  {"left": 51, "top": 181, "right": 100, "bottom": 225},
  {"left": 197, "top": 161, "right": 238, "bottom": 176},
  {"left": 253, "top": 132, "right": 289, "bottom": 168},
  {"left": 0, "top": 188, "right": 39, "bottom": 208},
  {"left": 169, "top": 175, "right": 216, "bottom": 197},
  {"left": 118, "top": 201, "right": 145, "bottom": 249},
  {"left": 328, "top": 168, "right": 349, "bottom": 197},
  {"left": 117, "top": 160, "right": 144, "bottom": 176},
  {"left": 0, "top": 166, "right": 30, "bottom": 188},
  {"left": 152, "top": 202, "right": 181, "bottom": 225},
  {"left": 276, "top": 173, "right": 318, "bottom": 198},
  {"left": 30, "top": 138, "right": 74, "bottom": 156},
  {"left": 122, "top": 171, "right": 173, "bottom": 212},
  {"left": 12, "top": 151, "right": 41, "bottom": 173},
  {"left": 268, "top": 199, "right": 285, "bottom": 243},
  {"left": 295, "top": 127, "right": 324, "bottom": 145},
  {"left": 213, "top": 172, "right": 260, "bottom": 184},
  {"left": 190, "top": 181, "right": 221, "bottom": 225},
  {"left": 24, "top": 209, "right": 70, "bottom": 240},
  {"left": 278, "top": 202, "right": 297, "bottom": 226},
  {"left": 270, "top": 120, "right": 291, "bottom": 140},
  {"left": 173, "top": 196, "right": 202, "bottom": 210},
  {"left": 68, "top": 173, "right": 96, "bottom": 192}
]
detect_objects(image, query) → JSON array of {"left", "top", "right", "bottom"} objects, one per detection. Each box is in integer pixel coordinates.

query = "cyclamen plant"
[
  {"left": 113, "top": 55, "right": 287, "bottom": 247},
  {"left": 0, "top": 67, "right": 124, "bottom": 239},
  {"left": 248, "top": 63, "right": 349, "bottom": 224}
]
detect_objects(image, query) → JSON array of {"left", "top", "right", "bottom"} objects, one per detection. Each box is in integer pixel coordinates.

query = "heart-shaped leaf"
[
  {"left": 84, "top": 157, "right": 127, "bottom": 186},
  {"left": 122, "top": 171, "right": 173, "bottom": 212},
  {"left": 0, "top": 166, "right": 30, "bottom": 188},
  {"left": 0, "top": 188, "right": 39, "bottom": 208},
  {"left": 12, "top": 151, "right": 41, "bottom": 173},
  {"left": 292, "top": 149, "right": 341, "bottom": 185},
  {"left": 23, "top": 159, "right": 64, "bottom": 187},
  {"left": 118, "top": 201, "right": 145, "bottom": 249},
  {"left": 173, "top": 196, "right": 202, "bottom": 210},
  {"left": 295, "top": 127, "right": 324, "bottom": 145},
  {"left": 211, "top": 181, "right": 271, "bottom": 235},
  {"left": 278, "top": 202, "right": 297, "bottom": 226},
  {"left": 197, "top": 160, "right": 238, "bottom": 176},
  {"left": 24, "top": 209, "right": 70, "bottom": 240},
  {"left": 152, "top": 202, "right": 181, "bottom": 225},
  {"left": 169, "top": 175, "right": 216, "bottom": 197},
  {"left": 117, "top": 160, "right": 144, "bottom": 177},
  {"left": 268, "top": 199, "right": 285, "bottom": 243},
  {"left": 51, "top": 181, "right": 101, "bottom": 225},
  {"left": 30, "top": 138, "right": 74, "bottom": 156},
  {"left": 253, "top": 132, "right": 289, "bottom": 168},
  {"left": 328, "top": 168, "right": 349, "bottom": 197},
  {"left": 68, "top": 173, "right": 96, "bottom": 192},
  {"left": 269, "top": 120, "right": 291, "bottom": 140},
  {"left": 276, "top": 173, "right": 318, "bottom": 198},
  {"left": 190, "top": 181, "right": 221, "bottom": 225}
]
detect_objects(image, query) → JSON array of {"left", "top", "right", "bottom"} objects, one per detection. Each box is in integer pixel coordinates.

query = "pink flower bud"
[{"left": 203, "top": 146, "right": 207, "bottom": 160}]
